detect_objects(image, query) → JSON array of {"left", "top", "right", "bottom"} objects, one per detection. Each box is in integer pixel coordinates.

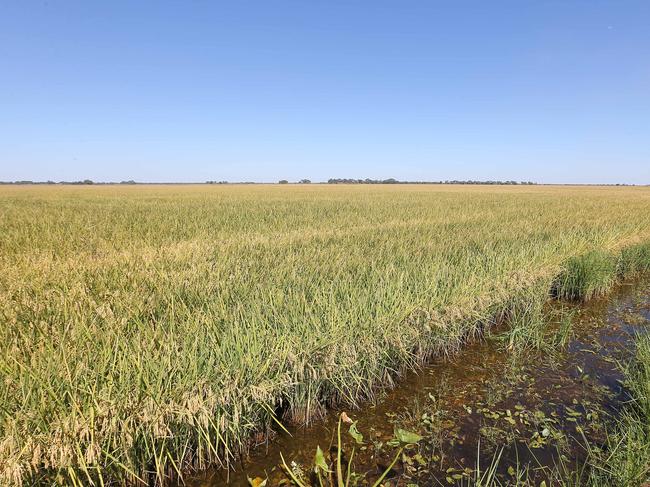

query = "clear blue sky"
[{"left": 1, "top": 1, "right": 649, "bottom": 184}]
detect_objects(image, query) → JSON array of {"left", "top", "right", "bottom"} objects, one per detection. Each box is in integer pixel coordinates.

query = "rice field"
[{"left": 2, "top": 184, "right": 650, "bottom": 486}]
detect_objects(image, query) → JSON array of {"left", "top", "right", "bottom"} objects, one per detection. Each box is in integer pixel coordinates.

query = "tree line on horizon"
[
  {"left": 0, "top": 180, "right": 135, "bottom": 185},
  {"left": 325, "top": 178, "right": 536, "bottom": 185}
]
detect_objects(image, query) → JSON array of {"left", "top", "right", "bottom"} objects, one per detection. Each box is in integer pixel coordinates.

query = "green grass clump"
[
  {"left": 1, "top": 184, "right": 650, "bottom": 485},
  {"left": 499, "top": 281, "right": 550, "bottom": 351},
  {"left": 552, "top": 250, "right": 618, "bottom": 301},
  {"left": 618, "top": 242, "right": 650, "bottom": 277}
]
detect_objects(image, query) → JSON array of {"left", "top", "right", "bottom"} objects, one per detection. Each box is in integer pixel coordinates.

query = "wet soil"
[{"left": 187, "top": 279, "right": 650, "bottom": 486}]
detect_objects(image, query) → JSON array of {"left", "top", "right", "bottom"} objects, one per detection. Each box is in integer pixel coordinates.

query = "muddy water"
[{"left": 188, "top": 279, "right": 650, "bottom": 486}]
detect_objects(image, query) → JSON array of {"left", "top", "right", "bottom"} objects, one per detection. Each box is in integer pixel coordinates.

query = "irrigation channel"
[{"left": 187, "top": 278, "right": 650, "bottom": 486}]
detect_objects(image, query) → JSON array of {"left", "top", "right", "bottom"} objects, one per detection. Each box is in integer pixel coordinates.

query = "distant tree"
[
  {"left": 299, "top": 179, "right": 311, "bottom": 184},
  {"left": 121, "top": 180, "right": 137, "bottom": 185},
  {"left": 278, "top": 180, "right": 289, "bottom": 184},
  {"left": 65, "top": 179, "right": 95, "bottom": 185}
]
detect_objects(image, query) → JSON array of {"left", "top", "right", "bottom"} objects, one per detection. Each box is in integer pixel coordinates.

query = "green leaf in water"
[
  {"left": 313, "top": 446, "right": 330, "bottom": 473},
  {"left": 394, "top": 428, "right": 423, "bottom": 444},
  {"left": 414, "top": 453, "right": 426, "bottom": 466},
  {"left": 348, "top": 421, "right": 364, "bottom": 444}
]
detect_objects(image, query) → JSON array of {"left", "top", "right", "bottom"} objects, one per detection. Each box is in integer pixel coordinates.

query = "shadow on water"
[{"left": 188, "top": 279, "right": 650, "bottom": 486}]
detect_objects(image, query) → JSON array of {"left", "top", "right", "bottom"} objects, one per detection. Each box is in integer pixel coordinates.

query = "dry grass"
[{"left": 1, "top": 184, "right": 650, "bottom": 485}]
